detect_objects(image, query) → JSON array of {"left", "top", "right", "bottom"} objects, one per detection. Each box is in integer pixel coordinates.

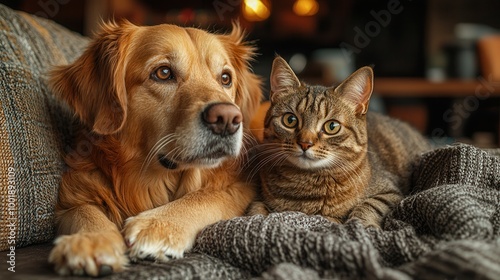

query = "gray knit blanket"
[
  {"left": 190, "top": 143, "right": 500, "bottom": 280},
  {"left": 103, "top": 143, "right": 500, "bottom": 279}
]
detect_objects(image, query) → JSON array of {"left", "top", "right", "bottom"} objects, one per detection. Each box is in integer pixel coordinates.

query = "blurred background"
[{"left": 2, "top": 0, "right": 500, "bottom": 147}]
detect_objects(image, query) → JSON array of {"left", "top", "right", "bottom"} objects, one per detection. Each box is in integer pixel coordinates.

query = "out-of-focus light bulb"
[
  {"left": 293, "top": 0, "right": 319, "bottom": 16},
  {"left": 242, "top": 0, "right": 271, "bottom": 21}
]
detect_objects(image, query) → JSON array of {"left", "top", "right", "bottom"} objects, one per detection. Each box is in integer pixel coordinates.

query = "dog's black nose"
[{"left": 202, "top": 103, "right": 242, "bottom": 136}]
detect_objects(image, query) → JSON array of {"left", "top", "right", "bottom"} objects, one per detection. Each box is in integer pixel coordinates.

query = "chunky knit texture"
[{"left": 193, "top": 144, "right": 500, "bottom": 279}]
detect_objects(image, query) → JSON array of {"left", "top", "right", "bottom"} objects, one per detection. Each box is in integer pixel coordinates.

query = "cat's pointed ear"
[
  {"left": 270, "top": 56, "right": 300, "bottom": 102},
  {"left": 335, "top": 66, "right": 374, "bottom": 115}
]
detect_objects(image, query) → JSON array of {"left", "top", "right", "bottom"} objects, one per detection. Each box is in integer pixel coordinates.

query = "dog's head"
[{"left": 50, "top": 21, "right": 262, "bottom": 171}]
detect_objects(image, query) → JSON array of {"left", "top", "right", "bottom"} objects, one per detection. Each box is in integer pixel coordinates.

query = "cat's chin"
[{"left": 287, "top": 156, "right": 331, "bottom": 170}]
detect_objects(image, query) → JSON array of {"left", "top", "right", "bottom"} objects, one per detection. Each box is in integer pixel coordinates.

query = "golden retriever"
[{"left": 47, "top": 21, "right": 262, "bottom": 276}]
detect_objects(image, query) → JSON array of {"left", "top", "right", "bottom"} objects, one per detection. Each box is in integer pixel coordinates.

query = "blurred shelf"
[{"left": 374, "top": 78, "right": 500, "bottom": 97}]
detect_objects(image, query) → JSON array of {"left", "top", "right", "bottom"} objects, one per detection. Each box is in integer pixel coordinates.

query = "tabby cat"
[{"left": 248, "top": 56, "right": 431, "bottom": 227}]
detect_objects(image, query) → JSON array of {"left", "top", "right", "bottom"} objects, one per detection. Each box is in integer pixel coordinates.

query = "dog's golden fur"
[{"left": 48, "top": 21, "right": 262, "bottom": 276}]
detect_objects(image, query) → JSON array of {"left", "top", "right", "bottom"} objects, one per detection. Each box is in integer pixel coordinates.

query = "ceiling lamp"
[
  {"left": 242, "top": 0, "right": 271, "bottom": 21},
  {"left": 293, "top": 0, "right": 319, "bottom": 16}
]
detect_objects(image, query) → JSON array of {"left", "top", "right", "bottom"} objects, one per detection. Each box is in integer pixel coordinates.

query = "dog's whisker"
[
  {"left": 141, "top": 134, "right": 178, "bottom": 175},
  {"left": 163, "top": 145, "right": 188, "bottom": 167},
  {"left": 163, "top": 146, "right": 182, "bottom": 163}
]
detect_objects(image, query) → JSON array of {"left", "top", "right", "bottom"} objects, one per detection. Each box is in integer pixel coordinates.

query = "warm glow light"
[
  {"left": 293, "top": 0, "right": 319, "bottom": 16},
  {"left": 242, "top": 0, "right": 271, "bottom": 21}
]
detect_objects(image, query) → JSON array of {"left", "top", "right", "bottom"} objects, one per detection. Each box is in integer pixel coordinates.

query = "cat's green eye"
[
  {"left": 282, "top": 113, "right": 298, "bottom": 128},
  {"left": 323, "top": 120, "right": 341, "bottom": 135}
]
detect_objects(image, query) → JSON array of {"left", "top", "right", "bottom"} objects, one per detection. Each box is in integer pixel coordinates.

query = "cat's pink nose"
[{"left": 298, "top": 141, "right": 313, "bottom": 151}]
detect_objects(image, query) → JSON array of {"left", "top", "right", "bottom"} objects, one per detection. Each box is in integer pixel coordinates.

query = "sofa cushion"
[{"left": 0, "top": 4, "right": 88, "bottom": 251}]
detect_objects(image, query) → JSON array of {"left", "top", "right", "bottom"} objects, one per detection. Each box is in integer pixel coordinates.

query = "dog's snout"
[{"left": 202, "top": 103, "right": 242, "bottom": 136}]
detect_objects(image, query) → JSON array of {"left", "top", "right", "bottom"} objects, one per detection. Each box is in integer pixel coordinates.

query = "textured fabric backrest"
[{"left": 0, "top": 4, "right": 88, "bottom": 250}]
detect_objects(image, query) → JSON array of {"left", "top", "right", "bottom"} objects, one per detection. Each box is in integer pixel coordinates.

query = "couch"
[{"left": 1, "top": 4, "right": 500, "bottom": 279}]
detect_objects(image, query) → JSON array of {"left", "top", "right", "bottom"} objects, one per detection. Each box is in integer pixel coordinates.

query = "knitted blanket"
[
  {"left": 4, "top": 127, "right": 498, "bottom": 280},
  {"left": 88, "top": 143, "right": 499, "bottom": 280},
  {"left": 190, "top": 143, "right": 500, "bottom": 279}
]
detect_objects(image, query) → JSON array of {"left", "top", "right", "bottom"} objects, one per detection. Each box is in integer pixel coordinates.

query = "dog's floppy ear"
[
  {"left": 221, "top": 23, "right": 263, "bottom": 128},
  {"left": 50, "top": 21, "right": 136, "bottom": 135}
]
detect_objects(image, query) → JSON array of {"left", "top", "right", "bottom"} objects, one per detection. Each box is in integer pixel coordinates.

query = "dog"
[{"left": 47, "top": 21, "right": 262, "bottom": 276}]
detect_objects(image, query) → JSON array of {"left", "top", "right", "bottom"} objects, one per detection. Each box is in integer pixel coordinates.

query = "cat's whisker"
[
  {"left": 242, "top": 132, "right": 259, "bottom": 147},
  {"left": 268, "top": 153, "right": 289, "bottom": 173},
  {"left": 244, "top": 143, "right": 283, "bottom": 167},
  {"left": 328, "top": 155, "right": 362, "bottom": 186},
  {"left": 246, "top": 147, "right": 287, "bottom": 183},
  {"left": 246, "top": 151, "right": 284, "bottom": 181},
  {"left": 240, "top": 133, "right": 265, "bottom": 167}
]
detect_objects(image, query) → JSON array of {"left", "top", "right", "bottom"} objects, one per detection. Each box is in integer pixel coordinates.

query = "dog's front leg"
[
  {"left": 123, "top": 181, "right": 254, "bottom": 261},
  {"left": 48, "top": 205, "right": 128, "bottom": 276}
]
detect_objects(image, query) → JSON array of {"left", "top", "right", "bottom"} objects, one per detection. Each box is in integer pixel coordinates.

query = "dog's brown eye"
[
  {"left": 221, "top": 73, "right": 232, "bottom": 87},
  {"left": 153, "top": 66, "right": 173, "bottom": 81}
]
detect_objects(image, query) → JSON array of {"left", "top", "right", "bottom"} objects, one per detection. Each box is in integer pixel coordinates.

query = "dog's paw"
[
  {"left": 123, "top": 207, "right": 196, "bottom": 262},
  {"left": 48, "top": 231, "right": 127, "bottom": 276}
]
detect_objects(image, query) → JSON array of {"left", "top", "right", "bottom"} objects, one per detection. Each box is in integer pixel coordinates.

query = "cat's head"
[{"left": 262, "top": 56, "right": 373, "bottom": 170}]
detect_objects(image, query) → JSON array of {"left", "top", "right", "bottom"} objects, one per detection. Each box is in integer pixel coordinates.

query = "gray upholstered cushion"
[{"left": 0, "top": 4, "right": 88, "bottom": 250}]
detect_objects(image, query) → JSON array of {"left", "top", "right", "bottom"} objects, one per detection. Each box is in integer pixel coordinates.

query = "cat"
[{"left": 247, "top": 56, "right": 431, "bottom": 227}]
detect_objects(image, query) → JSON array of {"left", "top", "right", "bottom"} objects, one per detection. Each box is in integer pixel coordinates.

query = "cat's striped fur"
[{"left": 248, "top": 56, "right": 431, "bottom": 227}]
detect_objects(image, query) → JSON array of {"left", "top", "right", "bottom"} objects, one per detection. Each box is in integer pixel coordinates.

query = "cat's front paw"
[
  {"left": 123, "top": 206, "right": 197, "bottom": 262},
  {"left": 246, "top": 201, "right": 270, "bottom": 216},
  {"left": 347, "top": 214, "right": 382, "bottom": 228},
  {"left": 325, "top": 216, "right": 343, "bottom": 224},
  {"left": 48, "top": 231, "right": 127, "bottom": 276}
]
